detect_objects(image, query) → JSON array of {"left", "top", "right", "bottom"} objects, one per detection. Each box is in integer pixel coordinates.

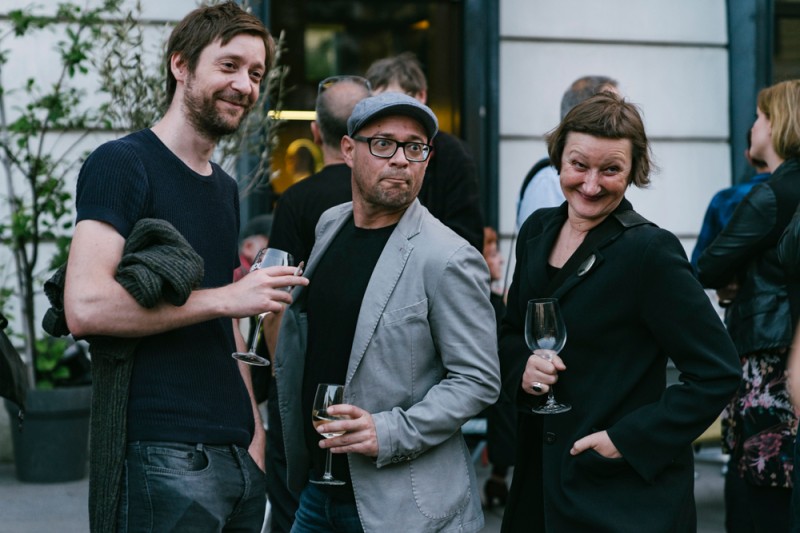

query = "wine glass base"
[
  {"left": 531, "top": 403, "right": 571, "bottom": 415},
  {"left": 231, "top": 352, "right": 270, "bottom": 366},
  {"left": 310, "top": 477, "right": 346, "bottom": 486}
]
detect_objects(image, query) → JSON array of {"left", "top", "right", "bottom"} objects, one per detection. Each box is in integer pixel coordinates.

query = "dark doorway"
[
  {"left": 266, "top": 1, "right": 464, "bottom": 193},
  {"left": 245, "top": 0, "right": 496, "bottom": 227}
]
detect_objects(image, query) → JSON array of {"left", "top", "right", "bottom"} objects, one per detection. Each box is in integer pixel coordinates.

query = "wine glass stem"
[
  {"left": 248, "top": 312, "right": 268, "bottom": 353},
  {"left": 546, "top": 389, "right": 557, "bottom": 406},
  {"left": 323, "top": 449, "right": 334, "bottom": 480}
]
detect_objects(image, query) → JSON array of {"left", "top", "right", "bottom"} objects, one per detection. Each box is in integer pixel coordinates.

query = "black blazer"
[{"left": 499, "top": 199, "right": 740, "bottom": 533}]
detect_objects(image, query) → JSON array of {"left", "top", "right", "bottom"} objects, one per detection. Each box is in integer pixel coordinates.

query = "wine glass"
[
  {"left": 310, "top": 383, "right": 347, "bottom": 486},
  {"left": 525, "top": 298, "right": 571, "bottom": 414},
  {"left": 232, "top": 248, "right": 295, "bottom": 366}
]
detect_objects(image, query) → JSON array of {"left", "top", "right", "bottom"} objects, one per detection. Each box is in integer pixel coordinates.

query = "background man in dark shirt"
[{"left": 269, "top": 76, "right": 372, "bottom": 264}]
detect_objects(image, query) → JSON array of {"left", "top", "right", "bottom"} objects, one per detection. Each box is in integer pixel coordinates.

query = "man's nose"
[
  {"left": 389, "top": 145, "right": 410, "bottom": 165},
  {"left": 231, "top": 69, "right": 254, "bottom": 96}
]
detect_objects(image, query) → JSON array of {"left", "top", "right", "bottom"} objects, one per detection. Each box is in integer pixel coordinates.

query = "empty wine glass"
[
  {"left": 525, "top": 298, "right": 571, "bottom": 414},
  {"left": 310, "top": 383, "right": 347, "bottom": 486},
  {"left": 232, "top": 248, "right": 295, "bottom": 366}
]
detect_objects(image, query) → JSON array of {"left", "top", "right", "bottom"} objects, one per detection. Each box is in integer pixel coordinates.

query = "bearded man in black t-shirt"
[{"left": 63, "top": 3, "right": 307, "bottom": 531}]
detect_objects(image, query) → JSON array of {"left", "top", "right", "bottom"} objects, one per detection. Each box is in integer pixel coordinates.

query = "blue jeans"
[
  {"left": 291, "top": 483, "right": 363, "bottom": 533},
  {"left": 118, "top": 441, "right": 266, "bottom": 532}
]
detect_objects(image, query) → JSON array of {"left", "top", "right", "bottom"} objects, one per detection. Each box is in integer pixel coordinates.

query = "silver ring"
[{"left": 531, "top": 382, "right": 543, "bottom": 393}]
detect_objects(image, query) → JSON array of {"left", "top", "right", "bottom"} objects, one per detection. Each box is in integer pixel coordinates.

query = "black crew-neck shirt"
[
  {"left": 302, "top": 216, "right": 395, "bottom": 500},
  {"left": 75, "top": 129, "right": 252, "bottom": 447}
]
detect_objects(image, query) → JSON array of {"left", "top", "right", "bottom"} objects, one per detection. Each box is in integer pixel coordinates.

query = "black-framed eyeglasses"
[
  {"left": 318, "top": 75, "right": 372, "bottom": 96},
  {"left": 352, "top": 135, "right": 431, "bottom": 162}
]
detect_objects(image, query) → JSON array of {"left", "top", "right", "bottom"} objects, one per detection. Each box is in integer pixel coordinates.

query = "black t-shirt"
[
  {"left": 269, "top": 163, "right": 352, "bottom": 265},
  {"left": 75, "top": 129, "right": 253, "bottom": 447},
  {"left": 302, "top": 216, "right": 395, "bottom": 500}
]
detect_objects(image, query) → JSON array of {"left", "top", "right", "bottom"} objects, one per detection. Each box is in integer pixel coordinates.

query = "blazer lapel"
[
  {"left": 524, "top": 208, "right": 564, "bottom": 295},
  {"left": 532, "top": 199, "right": 646, "bottom": 300},
  {"left": 551, "top": 252, "right": 606, "bottom": 299}
]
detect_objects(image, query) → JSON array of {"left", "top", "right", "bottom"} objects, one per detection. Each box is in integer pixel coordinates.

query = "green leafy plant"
[
  {"left": 0, "top": 0, "right": 287, "bottom": 388},
  {"left": 0, "top": 1, "right": 123, "bottom": 387},
  {"left": 33, "top": 336, "right": 71, "bottom": 389},
  {"left": 94, "top": 9, "right": 289, "bottom": 195}
]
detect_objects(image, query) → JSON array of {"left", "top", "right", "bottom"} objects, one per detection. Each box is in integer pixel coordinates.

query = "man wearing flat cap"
[{"left": 274, "top": 92, "right": 500, "bottom": 532}]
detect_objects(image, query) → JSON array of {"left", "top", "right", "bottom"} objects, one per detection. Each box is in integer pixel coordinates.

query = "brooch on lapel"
[{"left": 577, "top": 254, "right": 596, "bottom": 276}]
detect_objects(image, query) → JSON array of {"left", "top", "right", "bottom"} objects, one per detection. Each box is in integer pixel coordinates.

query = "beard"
[
  {"left": 355, "top": 169, "right": 421, "bottom": 211},
  {"left": 183, "top": 76, "right": 255, "bottom": 140}
]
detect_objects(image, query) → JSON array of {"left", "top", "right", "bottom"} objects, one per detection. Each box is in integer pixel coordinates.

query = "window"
[{"left": 774, "top": 1, "right": 800, "bottom": 81}]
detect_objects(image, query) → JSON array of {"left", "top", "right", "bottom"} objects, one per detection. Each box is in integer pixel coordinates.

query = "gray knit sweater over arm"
[{"left": 43, "top": 218, "right": 204, "bottom": 532}]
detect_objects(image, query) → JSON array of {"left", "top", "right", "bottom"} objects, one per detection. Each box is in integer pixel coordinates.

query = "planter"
[{"left": 3, "top": 385, "right": 91, "bottom": 483}]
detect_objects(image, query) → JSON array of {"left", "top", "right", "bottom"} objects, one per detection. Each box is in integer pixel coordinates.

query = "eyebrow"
[{"left": 370, "top": 131, "right": 426, "bottom": 142}]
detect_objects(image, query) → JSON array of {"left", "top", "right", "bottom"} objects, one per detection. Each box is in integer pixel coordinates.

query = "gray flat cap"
[{"left": 347, "top": 92, "right": 438, "bottom": 141}]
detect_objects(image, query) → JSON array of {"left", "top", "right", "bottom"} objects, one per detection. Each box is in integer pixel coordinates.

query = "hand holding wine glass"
[
  {"left": 311, "top": 383, "right": 348, "bottom": 486},
  {"left": 525, "top": 298, "right": 571, "bottom": 414},
  {"left": 232, "top": 248, "right": 302, "bottom": 366}
]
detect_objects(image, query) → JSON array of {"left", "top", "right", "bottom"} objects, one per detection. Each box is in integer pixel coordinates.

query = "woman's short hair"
[
  {"left": 546, "top": 92, "right": 653, "bottom": 188},
  {"left": 757, "top": 79, "right": 800, "bottom": 161}
]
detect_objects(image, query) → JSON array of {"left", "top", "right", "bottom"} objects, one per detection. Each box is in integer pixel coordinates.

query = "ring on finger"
[{"left": 531, "top": 382, "right": 543, "bottom": 393}]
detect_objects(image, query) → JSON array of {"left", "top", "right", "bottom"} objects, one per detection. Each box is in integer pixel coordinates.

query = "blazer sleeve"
[
  {"left": 371, "top": 244, "right": 501, "bottom": 467},
  {"left": 608, "top": 230, "right": 741, "bottom": 482},
  {"left": 498, "top": 216, "right": 539, "bottom": 406},
  {"left": 697, "top": 184, "right": 778, "bottom": 288}
]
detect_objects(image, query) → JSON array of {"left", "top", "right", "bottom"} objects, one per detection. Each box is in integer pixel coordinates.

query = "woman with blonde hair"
[{"left": 698, "top": 79, "right": 800, "bottom": 531}]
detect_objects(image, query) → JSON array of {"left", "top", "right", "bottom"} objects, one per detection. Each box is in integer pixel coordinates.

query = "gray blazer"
[{"left": 275, "top": 199, "right": 500, "bottom": 532}]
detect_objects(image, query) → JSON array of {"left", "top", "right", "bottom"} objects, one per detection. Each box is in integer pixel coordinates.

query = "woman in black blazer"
[
  {"left": 698, "top": 79, "right": 800, "bottom": 532},
  {"left": 499, "top": 93, "right": 741, "bottom": 532}
]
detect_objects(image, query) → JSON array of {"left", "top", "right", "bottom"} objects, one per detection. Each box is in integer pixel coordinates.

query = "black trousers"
[{"left": 725, "top": 458, "right": 792, "bottom": 533}]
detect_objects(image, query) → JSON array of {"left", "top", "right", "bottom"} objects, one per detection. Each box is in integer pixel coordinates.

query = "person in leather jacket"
[
  {"left": 781, "top": 205, "right": 800, "bottom": 533},
  {"left": 698, "top": 79, "right": 800, "bottom": 532}
]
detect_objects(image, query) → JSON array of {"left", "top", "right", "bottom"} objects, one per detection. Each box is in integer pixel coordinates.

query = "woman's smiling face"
[{"left": 559, "top": 132, "right": 632, "bottom": 226}]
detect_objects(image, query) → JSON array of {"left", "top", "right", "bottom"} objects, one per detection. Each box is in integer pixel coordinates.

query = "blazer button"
[{"left": 545, "top": 432, "right": 556, "bottom": 444}]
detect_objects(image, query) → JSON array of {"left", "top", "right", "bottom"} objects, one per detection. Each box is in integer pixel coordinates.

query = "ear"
[
  {"left": 414, "top": 89, "right": 428, "bottom": 105},
  {"left": 341, "top": 135, "right": 356, "bottom": 167},
  {"left": 310, "top": 121, "right": 323, "bottom": 146},
  {"left": 170, "top": 53, "right": 190, "bottom": 85}
]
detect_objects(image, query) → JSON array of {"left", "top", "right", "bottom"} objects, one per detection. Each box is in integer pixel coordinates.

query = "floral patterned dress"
[{"left": 722, "top": 347, "right": 797, "bottom": 488}]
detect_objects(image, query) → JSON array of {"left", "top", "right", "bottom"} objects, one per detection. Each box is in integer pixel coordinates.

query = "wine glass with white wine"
[
  {"left": 525, "top": 298, "right": 571, "bottom": 414},
  {"left": 310, "top": 383, "right": 347, "bottom": 486}
]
